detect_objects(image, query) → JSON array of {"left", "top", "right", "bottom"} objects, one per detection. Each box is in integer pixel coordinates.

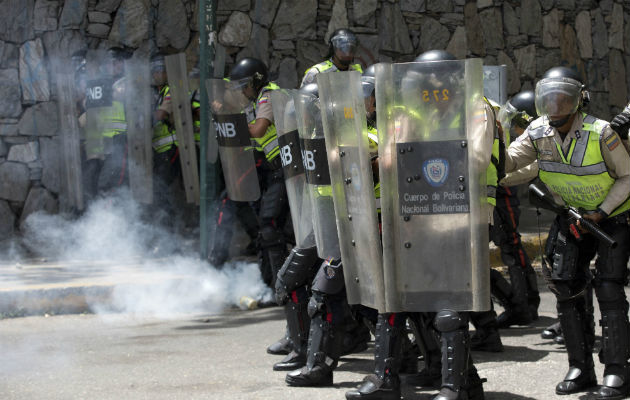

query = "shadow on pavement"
[{"left": 173, "top": 307, "right": 286, "bottom": 331}]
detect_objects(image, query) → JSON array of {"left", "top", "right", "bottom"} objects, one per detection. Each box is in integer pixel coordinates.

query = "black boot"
[
  {"left": 345, "top": 313, "right": 404, "bottom": 400},
  {"left": 285, "top": 295, "right": 343, "bottom": 387},
  {"left": 433, "top": 311, "right": 483, "bottom": 400},
  {"left": 470, "top": 310, "right": 503, "bottom": 353},
  {"left": 496, "top": 265, "right": 532, "bottom": 328},
  {"left": 407, "top": 313, "right": 441, "bottom": 388},
  {"left": 597, "top": 310, "right": 630, "bottom": 399},
  {"left": 267, "top": 333, "right": 292, "bottom": 355},
  {"left": 555, "top": 304, "right": 596, "bottom": 394},
  {"left": 541, "top": 321, "right": 561, "bottom": 339},
  {"left": 274, "top": 296, "right": 310, "bottom": 371}
]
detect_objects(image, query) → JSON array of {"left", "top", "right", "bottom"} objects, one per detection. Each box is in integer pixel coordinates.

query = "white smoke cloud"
[{"left": 1, "top": 189, "right": 272, "bottom": 318}]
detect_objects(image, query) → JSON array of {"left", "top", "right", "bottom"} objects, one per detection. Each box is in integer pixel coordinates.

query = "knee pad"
[
  {"left": 594, "top": 279, "right": 627, "bottom": 311},
  {"left": 311, "top": 259, "right": 345, "bottom": 295},
  {"left": 260, "top": 225, "right": 284, "bottom": 248},
  {"left": 307, "top": 292, "right": 326, "bottom": 319},
  {"left": 434, "top": 310, "right": 465, "bottom": 333}
]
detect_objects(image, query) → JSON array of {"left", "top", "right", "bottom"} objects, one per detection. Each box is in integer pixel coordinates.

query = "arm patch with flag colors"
[{"left": 605, "top": 132, "right": 620, "bottom": 151}]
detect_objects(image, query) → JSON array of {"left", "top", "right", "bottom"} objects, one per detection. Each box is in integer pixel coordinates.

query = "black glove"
[{"left": 610, "top": 110, "right": 630, "bottom": 139}]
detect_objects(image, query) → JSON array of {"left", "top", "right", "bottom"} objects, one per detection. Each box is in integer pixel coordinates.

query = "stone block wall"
[{"left": 0, "top": 0, "right": 628, "bottom": 240}]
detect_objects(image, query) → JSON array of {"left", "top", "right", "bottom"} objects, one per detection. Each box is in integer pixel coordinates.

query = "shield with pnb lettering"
[{"left": 207, "top": 79, "right": 260, "bottom": 201}]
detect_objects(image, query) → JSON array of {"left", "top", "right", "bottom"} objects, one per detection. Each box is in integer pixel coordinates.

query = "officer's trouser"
[
  {"left": 550, "top": 215, "right": 630, "bottom": 377},
  {"left": 492, "top": 185, "right": 539, "bottom": 312},
  {"left": 97, "top": 133, "right": 128, "bottom": 193},
  {"left": 258, "top": 166, "right": 289, "bottom": 287}
]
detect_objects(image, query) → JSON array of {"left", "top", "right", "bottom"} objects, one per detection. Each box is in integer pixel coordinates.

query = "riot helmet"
[
  {"left": 498, "top": 90, "right": 538, "bottom": 138},
  {"left": 408, "top": 50, "right": 463, "bottom": 113},
  {"left": 297, "top": 83, "right": 322, "bottom": 134},
  {"left": 414, "top": 49, "right": 457, "bottom": 63},
  {"left": 106, "top": 46, "right": 131, "bottom": 78},
  {"left": 229, "top": 57, "right": 269, "bottom": 100},
  {"left": 150, "top": 53, "right": 167, "bottom": 87},
  {"left": 329, "top": 28, "right": 358, "bottom": 69},
  {"left": 362, "top": 64, "right": 376, "bottom": 78},
  {"left": 535, "top": 66, "right": 587, "bottom": 128}
]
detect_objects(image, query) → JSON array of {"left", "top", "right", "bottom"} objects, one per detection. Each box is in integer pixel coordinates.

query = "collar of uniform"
[{"left": 551, "top": 113, "right": 585, "bottom": 151}]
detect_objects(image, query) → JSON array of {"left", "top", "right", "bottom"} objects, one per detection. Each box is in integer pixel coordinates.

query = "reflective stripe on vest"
[
  {"left": 152, "top": 86, "right": 178, "bottom": 152},
  {"left": 305, "top": 60, "right": 363, "bottom": 75},
  {"left": 101, "top": 101, "right": 126, "bottom": 138},
  {"left": 252, "top": 83, "right": 280, "bottom": 161},
  {"left": 533, "top": 113, "right": 630, "bottom": 216}
]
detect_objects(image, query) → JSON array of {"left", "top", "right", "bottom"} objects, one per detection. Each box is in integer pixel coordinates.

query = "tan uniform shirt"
[{"left": 505, "top": 114, "right": 630, "bottom": 215}]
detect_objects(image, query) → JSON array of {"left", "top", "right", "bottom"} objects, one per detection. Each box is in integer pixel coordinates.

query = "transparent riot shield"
[
  {"left": 207, "top": 79, "right": 260, "bottom": 201},
  {"left": 124, "top": 56, "right": 153, "bottom": 204},
  {"left": 375, "top": 59, "right": 491, "bottom": 312},
  {"left": 165, "top": 53, "right": 200, "bottom": 204},
  {"left": 52, "top": 57, "right": 84, "bottom": 211},
  {"left": 84, "top": 50, "right": 109, "bottom": 164},
  {"left": 271, "top": 89, "right": 315, "bottom": 249},
  {"left": 318, "top": 71, "right": 385, "bottom": 311},
  {"left": 293, "top": 90, "right": 340, "bottom": 260},
  {"left": 483, "top": 65, "right": 507, "bottom": 106}
]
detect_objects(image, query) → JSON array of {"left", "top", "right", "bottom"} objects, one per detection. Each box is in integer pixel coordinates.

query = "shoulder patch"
[{"left": 605, "top": 132, "right": 620, "bottom": 151}]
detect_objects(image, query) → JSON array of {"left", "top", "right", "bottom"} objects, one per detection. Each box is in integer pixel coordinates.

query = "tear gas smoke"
[{"left": 1, "top": 189, "right": 272, "bottom": 318}]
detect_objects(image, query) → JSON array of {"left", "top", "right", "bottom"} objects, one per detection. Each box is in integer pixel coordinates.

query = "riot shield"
[
  {"left": 207, "top": 79, "right": 260, "bottom": 201},
  {"left": 52, "top": 57, "right": 84, "bottom": 211},
  {"left": 318, "top": 71, "right": 385, "bottom": 312},
  {"left": 293, "top": 90, "right": 340, "bottom": 260},
  {"left": 124, "top": 56, "right": 153, "bottom": 204},
  {"left": 270, "top": 89, "right": 315, "bottom": 249},
  {"left": 165, "top": 53, "right": 200, "bottom": 205},
  {"left": 483, "top": 65, "right": 507, "bottom": 106},
  {"left": 84, "top": 50, "right": 109, "bottom": 164},
  {"left": 375, "top": 59, "right": 490, "bottom": 312}
]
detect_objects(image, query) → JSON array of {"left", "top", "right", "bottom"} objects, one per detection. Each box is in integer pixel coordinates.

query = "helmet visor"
[
  {"left": 229, "top": 77, "right": 251, "bottom": 91},
  {"left": 331, "top": 35, "right": 358, "bottom": 56},
  {"left": 498, "top": 102, "right": 534, "bottom": 134},
  {"left": 535, "top": 78, "right": 582, "bottom": 118}
]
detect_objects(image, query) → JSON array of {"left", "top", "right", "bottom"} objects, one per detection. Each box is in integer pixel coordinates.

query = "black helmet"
[
  {"left": 509, "top": 91, "right": 538, "bottom": 122},
  {"left": 414, "top": 49, "right": 457, "bottom": 63},
  {"left": 362, "top": 64, "right": 376, "bottom": 78},
  {"left": 541, "top": 66, "right": 582, "bottom": 83},
  {"left": 361, "top": 76, "right": 375, "bottom": 99},
  {"left": 536, "top": 66, "right": 588, "bottom": 126},
  {"left": 499, "top": 90, "right": 538, "bottom": 135},
  {"left": 299, "top": 82, "right": 319, "bottom": 99},
  {"left": 150, "top": 53, "right": 166, "bottom": 72},
  {"left": 229, "top": 57, "right": 268, "bottom": 91},
  {"left": 328, "top": 28, "right": 358, "bottom": 57},
  {"left": 107, "top": 46, "right": 132, "bottom": 61}
]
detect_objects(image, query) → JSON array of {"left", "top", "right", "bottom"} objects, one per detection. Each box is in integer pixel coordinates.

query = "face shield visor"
[
  {"left": 331, "top": 35, "right": 358, "bottom": 56},
  {"left": 535, "top": 77, "right": 582, "bottom": 120},
  {"left": 498, "top": 101, "right": 534, "bottom": 137}
]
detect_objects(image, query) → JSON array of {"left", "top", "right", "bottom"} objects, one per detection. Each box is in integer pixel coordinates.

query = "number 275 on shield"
[{"left": 422, "top": 89, "right": 450, "bottom": 102}]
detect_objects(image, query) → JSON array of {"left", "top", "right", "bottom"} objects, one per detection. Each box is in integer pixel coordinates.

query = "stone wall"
[{"left": 0, "top": 0, "right": 628, "bottom": 239}]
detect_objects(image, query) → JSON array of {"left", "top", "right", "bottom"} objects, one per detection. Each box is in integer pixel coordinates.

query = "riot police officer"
[
  {"left": 301, "top": 28, "right": 363, "bottom": 87},
  {"left": 229, "top": 57, "right": 289, "bottom": 287},
  {"left": 93, "top": 47, "right": 132, "bottom": 195},
  {"left": 488, "top": 90, "right": 541, "bottom": 328},
  {"left": 504, "top": 67, "right": 630, "bottom": 398}
]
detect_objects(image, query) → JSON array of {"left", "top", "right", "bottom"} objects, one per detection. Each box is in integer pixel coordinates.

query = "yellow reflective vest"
[{"left": 532, "top": 113, "right": 630, "bottom": 217}]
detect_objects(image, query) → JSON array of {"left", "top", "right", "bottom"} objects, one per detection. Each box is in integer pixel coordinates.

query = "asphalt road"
[{"left": 1, "top": 285, "right": 620, "bottom": 400}]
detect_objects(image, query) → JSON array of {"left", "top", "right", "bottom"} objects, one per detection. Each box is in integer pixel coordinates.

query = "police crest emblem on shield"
[{"left": 422, "top": 158, "right": 449, "bottom": 187}]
